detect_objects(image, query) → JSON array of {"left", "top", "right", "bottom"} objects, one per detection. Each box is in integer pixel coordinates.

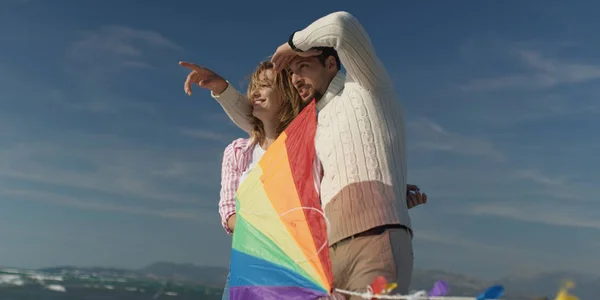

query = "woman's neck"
[{"left": 260, "top": 120, "right": 278, "bottom": 150}]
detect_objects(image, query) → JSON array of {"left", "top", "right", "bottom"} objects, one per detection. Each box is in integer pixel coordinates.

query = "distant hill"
[
  {"left": 498, "top": 270, "right": 598, "bottom": 300},
  {"left": 140, "top": 262, "right": 227, "bottom": 287},
  {"left": 39, "top": 266, "right": 141, "bottom": 278},
  {"left": 36, "top": 262, "right": 595, "bottom": 299}
]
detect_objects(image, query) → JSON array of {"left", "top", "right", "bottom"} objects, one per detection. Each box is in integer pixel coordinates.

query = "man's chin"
[{"left": 302, "top": 93, "right": 319, "bottom": 103}]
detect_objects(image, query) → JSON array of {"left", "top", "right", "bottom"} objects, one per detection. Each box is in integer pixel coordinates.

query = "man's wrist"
[{"left": 288, "top": 30, "right": 303, "bottom": 52}]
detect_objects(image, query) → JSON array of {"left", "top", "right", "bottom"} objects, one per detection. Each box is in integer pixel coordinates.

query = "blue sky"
[{"left": 1, "top": 0, "right": 598, "bottom": 279}]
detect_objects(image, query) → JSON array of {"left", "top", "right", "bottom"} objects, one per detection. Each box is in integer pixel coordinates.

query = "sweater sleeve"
[
  {"left": 211, "top": 81, "right": 253, "bottom": 134},
  {"left": 291, "top": 11, "right": 392, "bottom": 91}
]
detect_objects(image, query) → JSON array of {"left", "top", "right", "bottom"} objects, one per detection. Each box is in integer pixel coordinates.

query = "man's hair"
[
  {"left": 313, "top": 47, "right": 341, "bottom": 71},
  {"left": 246, "top": 61, "right": 303, "bottom": 145}
]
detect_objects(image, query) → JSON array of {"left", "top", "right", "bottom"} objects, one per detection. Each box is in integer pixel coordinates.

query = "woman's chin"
[{"left": 252, "top": 111, "right": 266, "bottom": 120}]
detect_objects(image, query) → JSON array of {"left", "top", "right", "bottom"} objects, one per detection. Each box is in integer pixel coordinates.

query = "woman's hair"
[{"left": 246, "top": 61, "right": 302, "bottom": 145}]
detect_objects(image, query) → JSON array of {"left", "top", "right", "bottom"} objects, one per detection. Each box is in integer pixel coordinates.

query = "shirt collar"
[
  {"left": 242, "top": 137, "right": 258, "bottom": 153},
  {"left": 316, "top": 71, "right": 345, "bottom": 111}
]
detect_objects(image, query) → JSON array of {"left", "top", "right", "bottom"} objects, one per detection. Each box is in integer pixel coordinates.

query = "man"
[
  {"left": 272, "top": 12, "right": 414, "bottom": 297},
  {"left": 179, "top": 11, "right": 421, "bottom": 297}
]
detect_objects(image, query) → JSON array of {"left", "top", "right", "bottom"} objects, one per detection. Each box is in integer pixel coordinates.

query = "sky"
[{"left": 0, "top": 0, "right": 599, "bottom": 280}]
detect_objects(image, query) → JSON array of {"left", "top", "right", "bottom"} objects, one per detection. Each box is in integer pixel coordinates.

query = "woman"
[
  {"left": 217, "top": 60, "right": 305, "bottom": 235},
  {"left": 179, "top": 60, "right": 427, "bottom": 300},
  {"left": 217, "top": 61, "right": 307, "bottom": 300}
]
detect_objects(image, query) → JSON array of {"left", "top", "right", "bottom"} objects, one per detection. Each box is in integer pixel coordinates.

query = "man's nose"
[{"left": 292, "top": 73, "right": 302, "bottom": 88}]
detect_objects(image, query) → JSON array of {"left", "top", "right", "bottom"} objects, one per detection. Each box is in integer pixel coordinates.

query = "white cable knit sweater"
[{"left": 212, "top": 11, "right": 410, "bottom": 244}]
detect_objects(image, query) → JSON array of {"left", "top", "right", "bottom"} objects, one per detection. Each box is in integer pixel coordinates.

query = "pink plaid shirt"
[{"left": 219, "top": 137, "right": 323, "bottom": 235}]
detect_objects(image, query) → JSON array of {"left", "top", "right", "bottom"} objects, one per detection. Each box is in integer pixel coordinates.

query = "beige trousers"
[{"left": 329, "top": 227, "right": 414, "bottom": 300}]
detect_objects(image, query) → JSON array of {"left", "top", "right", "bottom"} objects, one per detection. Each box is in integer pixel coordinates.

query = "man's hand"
[
  {"left": 179, "top": 61, "right": 228, "bottom": 96},
  {"left": 407, "top": 184, "right": 427, "bottom": 209},
  {"left": 227, "top": 214, "right": 236, "bottom": 232},
  {"left": 270, "top": 42, "right": 322, "bottom": 73}
]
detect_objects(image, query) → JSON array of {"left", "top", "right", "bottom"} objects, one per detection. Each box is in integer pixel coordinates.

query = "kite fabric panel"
[{"left": 229, "top": 100, "right": 334, "bottom": 300}]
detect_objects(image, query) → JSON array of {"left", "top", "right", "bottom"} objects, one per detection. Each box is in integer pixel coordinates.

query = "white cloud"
[
  {"left": 416, "top": 230, "right": 512, "bottom": 253},
  {"left": 0, "top": 131, "right": 219, "bottom": 206},
  {"left": 1, "top": 0, "right": 31, "bottom": 4},
  {"left": 178, "top": 128, "right": 236, "bottom": 144},
  {"left": 452, "top": 40, "right": 600, "bottom": 126},
  {"left": 511, "top": 169, "right": 598, "bottom": 203},
  {"left": 68, "top": 25, "right": 180, "bottom": 69},
  {"left": 46, "top": 88, "right": 156, "bottom": 114},
  {"left": 197, "top": 112, "right": 246, "bottom": 130},
  {"left": 407, "top": 165, "right": 511, "bottom": 201},
  {"left": 0, "top": 58, "right": 157, "bottom": 116},
  {"left": 0, "top": 31, "right": 226, "bottom": 216},
  {"left": 461, "top": 46, "right": 600, "bottom": 91},
  {"left": 588, "top": 101, "right": 600, "bottom": 114},
  {"left": 58, "top": 25, "right": 182, "bottom": 115},
  {"left": 408, "top": 118, "right": 505, "bottom": 161},
  {"left": 408, "top": 157, "right": 597, "bottom": 212},
  {"left": 467, "top": 202, "right": 600, "bottom": 230},
  {"left": 514, "top": 169, "right": 567, "bottom": 187},
  {"left": 1, "top": 189, "right": 208, "bottom": 221},
  {"left": 462, "top": 166, "right": 600, "bottom": 229}
]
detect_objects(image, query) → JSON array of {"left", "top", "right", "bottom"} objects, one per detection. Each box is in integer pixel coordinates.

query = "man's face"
[{"left": 288, "top": 56, "right": 335, "bottom": 103}]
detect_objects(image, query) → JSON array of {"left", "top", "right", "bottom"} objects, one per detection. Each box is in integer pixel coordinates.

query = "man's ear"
[{"left": 325, "top": 56, "right": 337, "bottom": 72}]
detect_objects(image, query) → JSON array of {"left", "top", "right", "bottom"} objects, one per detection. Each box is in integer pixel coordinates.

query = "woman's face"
[{"left": 249, "top": 69, "right": 284, "bottom": 122}]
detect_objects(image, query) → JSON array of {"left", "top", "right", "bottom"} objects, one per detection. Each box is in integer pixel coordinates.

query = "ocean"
[
  {"left": 0, "top": 286, "right": 222, "bottom": 300},
  {"left": 0, "top": 269, "right": 223, "bottom": 300}
]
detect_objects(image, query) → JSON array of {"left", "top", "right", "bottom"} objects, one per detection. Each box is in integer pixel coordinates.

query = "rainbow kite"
[{"left": 229, "top": 100, "right": 334, "bottom": 299}]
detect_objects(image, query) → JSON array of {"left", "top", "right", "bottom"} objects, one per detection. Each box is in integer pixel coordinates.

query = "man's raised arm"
[
  {"left": 179, "top": 61, "right": 253, "bottom": 133},
  {"left": 287, "top": 11, "right": 392, "bottom": 90}
]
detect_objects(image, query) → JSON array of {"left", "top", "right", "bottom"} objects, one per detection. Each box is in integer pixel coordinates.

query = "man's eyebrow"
[
  {"left": 288, "top": 59, "right": 307, "bottom": 72},
  {"left": 295, "top": 58, "right": 312, "bottom": 63}
]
